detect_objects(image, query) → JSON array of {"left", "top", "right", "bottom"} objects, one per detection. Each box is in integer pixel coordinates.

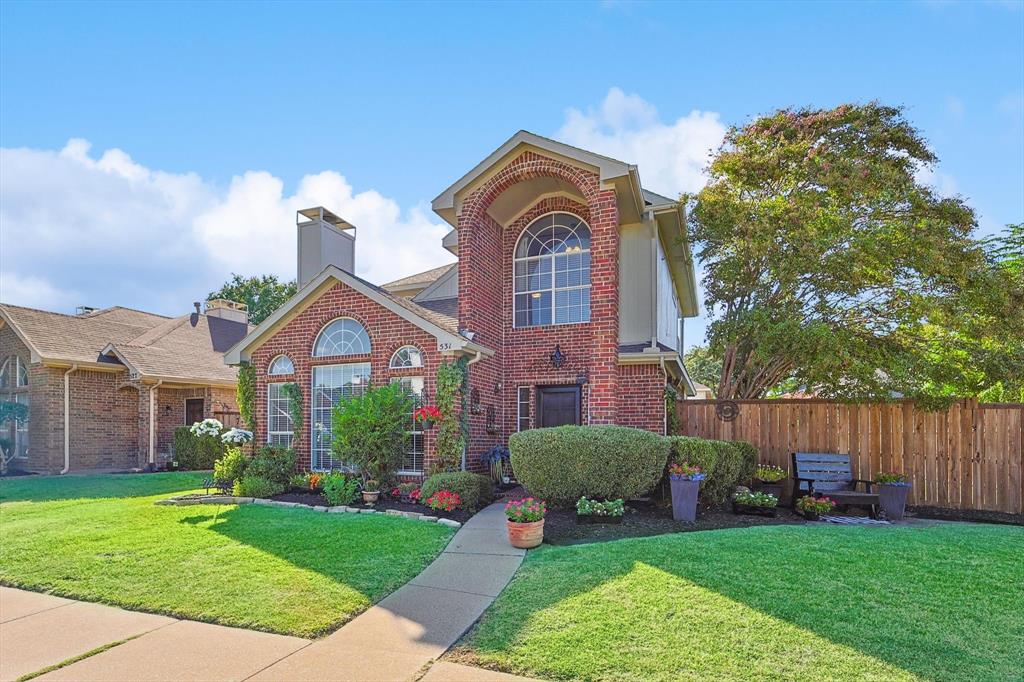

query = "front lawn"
[
  {"left": 455, "top": 523, "right": 1024, "bottom": 681},
  {"left": 0, "top": 472, "right": 453, "bottom": 637}
]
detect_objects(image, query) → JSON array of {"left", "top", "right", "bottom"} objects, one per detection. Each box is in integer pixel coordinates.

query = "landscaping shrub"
[
  {"left": 667, "top": 436, "right": 757, "bottom": 506},
  {"left": 213, "top": 447, "right": 248, "bottom": 484},
  {"left": 233, "top": 475, "right": 283, "bottom": 498},
  {"left": 246, "top": 445, "right": 298, "bottom": 486},
  {"left": 172, "top": 426, "right": 225, "bottom": 470},
  {"left": 420, "top": 471, "right": 492, "bottom": 511},
  {"left": 510, "top": 425, "right": 669, "bottom": 506},
  {"left": 331, "top": 383, "right": 411, "bottom": 486},
  {"left": 321, "top": 473, "right": 360, "bottom": 506}
]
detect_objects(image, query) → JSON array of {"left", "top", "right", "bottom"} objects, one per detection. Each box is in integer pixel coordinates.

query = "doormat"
[{"left": 821, "top": 515, "right": 891, "bottom": 525}]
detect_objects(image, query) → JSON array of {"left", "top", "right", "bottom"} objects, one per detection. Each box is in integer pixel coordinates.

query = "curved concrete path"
[{"left": 247, "top": 502, "right": 526, "bottom": 681}]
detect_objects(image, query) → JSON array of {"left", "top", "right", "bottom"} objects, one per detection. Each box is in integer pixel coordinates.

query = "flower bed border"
[{"left": 155, "top": 494, "right": 462, "bottom": 528}]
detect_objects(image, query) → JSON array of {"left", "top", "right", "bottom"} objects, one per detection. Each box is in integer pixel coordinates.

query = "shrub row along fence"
[{"left": 675, "top": 399, "right": 1023, "bottom": 514}]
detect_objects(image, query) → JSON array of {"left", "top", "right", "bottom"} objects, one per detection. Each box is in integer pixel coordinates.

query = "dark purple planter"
[
  {"left": 670, "top": 477, "right": 700, "bottom": 522},
  {"left": 878, "top": 483, "right": 911, "bottom": 520},
  {"left": 754, "top": 482, "right": 784, "bottom": 500}
]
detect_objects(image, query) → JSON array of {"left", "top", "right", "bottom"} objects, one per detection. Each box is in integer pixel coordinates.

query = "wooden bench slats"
[{"left": 791, "top": 451, "right": 879, "bottom": 518}]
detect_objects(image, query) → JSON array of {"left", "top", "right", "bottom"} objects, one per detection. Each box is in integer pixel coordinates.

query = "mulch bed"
[
  {"left": 906, "top": 506, "right": 1023, "bottom": 527},
  {"left": 268, "top": 490, "right": 473, "bottom": 523},
  {"left": 542, "top": 499, "right": 807, "bottom": 546}
]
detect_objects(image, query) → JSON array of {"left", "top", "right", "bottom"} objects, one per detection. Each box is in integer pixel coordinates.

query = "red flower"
[{"left": 413, "top": 405, "right": 442, "bottom": 422}]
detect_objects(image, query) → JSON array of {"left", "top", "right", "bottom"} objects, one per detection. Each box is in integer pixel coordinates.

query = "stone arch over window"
[
  {"left": 312, "top": 317, "right": 371, "bottom": 357},
  {"left": 268, "top": 355, "right": 295, "bottom": 375},
  {"left": 389, "top": 345, "right": 423, "bottom": 369},
  {"left": 513, "top": 212, "right": 592, "bottom": 327}
]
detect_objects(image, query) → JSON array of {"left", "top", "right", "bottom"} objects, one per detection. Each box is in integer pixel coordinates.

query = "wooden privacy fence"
[{"left": 675, "top": 399, "right": 1023, "bottom": 514}]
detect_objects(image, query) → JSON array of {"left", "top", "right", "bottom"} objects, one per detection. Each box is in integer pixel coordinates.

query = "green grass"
[
  {"left": 456, "top": 524, "right": 1024, "bottom": 681},
  {"left": 0, "top": 472, "right": 453, "bottom": 637}
]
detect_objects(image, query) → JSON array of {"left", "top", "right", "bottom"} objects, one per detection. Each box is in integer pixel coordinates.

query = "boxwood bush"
[
  {"left": 667, "top": 436, "right": 757, "bottom": 505},
  {"left": 510, "top": 425, "right": 670, "bottom": 506},
  {"left": 420, "top": 471, "right": 493, "bottom": 511},
  {"left": 246, "top": 445, "right": 298, "bottom": 486},
  {"left": 172, "top": 426, "right": 225, "bottom": 470}
]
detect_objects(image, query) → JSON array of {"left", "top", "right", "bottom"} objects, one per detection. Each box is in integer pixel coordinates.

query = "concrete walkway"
[
  {"left": 248, "top": 502, "right": 526, "bottom": 681},
  {"left": 2, "top": 503, "right": 537, "bottom": 681}
]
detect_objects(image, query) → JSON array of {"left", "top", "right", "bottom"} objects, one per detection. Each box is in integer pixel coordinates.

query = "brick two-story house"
[{"left": 225, "top": 131, "right": 698, "bottom": 476}]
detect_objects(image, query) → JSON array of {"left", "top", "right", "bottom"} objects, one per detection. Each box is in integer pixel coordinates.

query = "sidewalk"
[{"left": 2, "top": 503, "right": 537, "bottom": 682}]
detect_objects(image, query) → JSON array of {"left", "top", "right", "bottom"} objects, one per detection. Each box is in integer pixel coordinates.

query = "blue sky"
[{"left": 1, "top": 0, "right": 1022, "bottom": 349}]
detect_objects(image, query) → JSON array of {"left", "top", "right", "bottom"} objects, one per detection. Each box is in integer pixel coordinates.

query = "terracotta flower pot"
[
  {"left": 878, "top": 483, "right": 911, "bottom": 520},
  {"left": 506, "top": 519, "right": 544, "bottom": 549},
  {"left": 362, "top": 491, "right": 380, "bottom": 504},
  {"left": 669, "top": 477, "right": 700, "bottom": 522}
]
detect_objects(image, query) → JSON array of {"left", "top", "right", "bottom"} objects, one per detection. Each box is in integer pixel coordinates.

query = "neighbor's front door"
[
  {"left": 536, "top": 386, "right": 581, "bottom": 428},
  {"left": 185, "top": 398, "right": 204, "bottom": 426}
]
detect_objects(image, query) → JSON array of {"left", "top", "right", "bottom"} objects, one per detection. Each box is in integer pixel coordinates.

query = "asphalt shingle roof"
[{"left": 381, "top": 263, "right": 456, "bottom": 291}]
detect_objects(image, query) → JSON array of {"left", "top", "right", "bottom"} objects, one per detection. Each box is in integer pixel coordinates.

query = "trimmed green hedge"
[
  {"left": 667, "top": 436, "right": 758, "bottom": 505},
  {"left": 420, "top": 471, "right": 493, "bottom": 511},
  {"left": 510, "top": 425, "right": 670, "bottom": 506},
  {"left": 172, "top": 427, "right": 225, "bottom": 470}
]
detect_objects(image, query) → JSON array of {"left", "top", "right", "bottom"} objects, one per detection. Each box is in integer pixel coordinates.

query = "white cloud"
[
  {"left": 0, "top": 140, "right": 454, "bottom": 316},
  {"left": 556, "top": 87, "right": 727, "bottom": 196}
]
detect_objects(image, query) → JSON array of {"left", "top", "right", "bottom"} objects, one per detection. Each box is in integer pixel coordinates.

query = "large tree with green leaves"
[
  {"left": 208, "top": 273, "right": 296, "bottom": 325},
  {"left": 682, "top": 345, "right": 722, "bottom": 394},
  {"left": 687, "top": 103, "right": 1023, "bottom": 403}
]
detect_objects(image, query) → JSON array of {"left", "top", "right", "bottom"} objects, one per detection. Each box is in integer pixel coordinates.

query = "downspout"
[
  {"left": 149, "top": 380, "right": 163, "bottom": 469},
  {"left": 659, "top": 356, "right": 668, "bottom": 435},
  {"left": 649, "top": 212, "right": 658, "bottom": 350},
  {"left": 61, "top": 365, "right": 79, "bottom": 474}
]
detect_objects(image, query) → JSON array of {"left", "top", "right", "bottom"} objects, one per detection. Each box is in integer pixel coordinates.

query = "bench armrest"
[
  {"left": 852, "top": 479, "right": 874, "bottom": 493},
  {"left": 793, "top": 476, "right": 817, "bottom": 496}
]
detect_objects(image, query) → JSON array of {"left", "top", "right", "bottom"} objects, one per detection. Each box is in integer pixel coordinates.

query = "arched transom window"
[
  {"left": 268, "top": 355, "right": 295, "bottom": 375},
  {"left": 389, "top": 346, "right": 423, "bottom": 369},
  {"left": 514, "top": 212, "right": 591, "bottom": 327},
  {"left": 313, "top": 318, "right": 371, "bottom": 357}
]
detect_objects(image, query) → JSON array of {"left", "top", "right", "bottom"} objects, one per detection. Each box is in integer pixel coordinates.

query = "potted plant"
[
  {"left": 505, "top": 497, "right": 546, "bottom": 549},
  {"left": 753, "top": 463, "right": 787, "bottom": 499},
  {"left": 362, "top": 479, "right": 381, "bottom": 504},
  {"left": 575, "top": 496, "right": 625, "bottom": 524},
  {"left": 874, "top": 471, "right": 912, "bottom": 520},
  {"left": 795, "top": 495, "right": 835, "bottom": 521},
  {"left": 732, "top": 489, "right": 779, "bottom": 517},
  {"left": 668, "top": 462, "right": 705, "bottom": 522},
  {"left": 413, "top": 405, "right": 442, "bottom": 430},
  {"left": 396, "top": 482, "right": 419, "bottom": 503}
]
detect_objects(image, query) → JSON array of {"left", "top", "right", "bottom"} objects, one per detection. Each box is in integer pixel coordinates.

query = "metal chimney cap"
[{"left": 296, "top": 207, "right": 355, "bottom": 231}]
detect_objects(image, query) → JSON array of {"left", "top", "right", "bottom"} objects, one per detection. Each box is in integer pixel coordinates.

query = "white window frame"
[
  {"left": 517, "top": 386, "right": 531, "bottom": 432},
  {"left": 310, "top": 362, "right": 371, "bottom": 471},
  {"left": 512, "top": 212, "right": 592, "bottom": 328},
  {"left": 267, "top": 382, "right": 294, "bottom": 447},
  {"left": 392, "top": 376, "right": 425, "bottom": 475},
  {"left": 268, "top": 355, "right": 295, "bottom": 376},
  {"left": 312, "top": 317, "right": 371, "bottom": 358},
  {"left": 1, "top": 356, "right": 30, "bottom": 458},
  {"left": 389, "top": 345, "right": 424, "bottom": 369}
]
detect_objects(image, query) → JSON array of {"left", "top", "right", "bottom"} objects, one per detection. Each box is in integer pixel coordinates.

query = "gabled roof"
[
  {"left": 224, "top": 265, "right": 493, "bottom": 365},
  {"left": 381, "top": 262, "right": 456, "bottom": 293},
  {"left": 0, "top": 302, "right": 246, "bottom": 385}
]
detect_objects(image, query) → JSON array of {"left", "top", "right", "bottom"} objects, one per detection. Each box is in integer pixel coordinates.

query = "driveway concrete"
[{"left": 421, "top": 661, "right": 538, "bottom": 681}]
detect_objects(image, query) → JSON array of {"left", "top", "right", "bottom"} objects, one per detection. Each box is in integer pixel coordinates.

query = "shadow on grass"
[
  {"left": 464, "top": 523, "right": 1024, "bottom": 681},
  {"left": 0, "top": 471, "right": 209, "bottom": 503}
]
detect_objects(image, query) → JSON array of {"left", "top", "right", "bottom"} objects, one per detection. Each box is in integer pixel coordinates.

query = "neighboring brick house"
[
  {"left": 225, "top": 132, "right": 698, "bottom": 476},
  {"left": 0, "top": 301, "right": 248, "bottom": 473}
]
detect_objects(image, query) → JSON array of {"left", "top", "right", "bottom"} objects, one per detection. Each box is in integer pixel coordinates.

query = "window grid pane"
[
  {"left": 313, "top": 318, "right": 371, "bottom": 357},
  {"left": 311, "top": 363, "right": 371, "bottom": 470},
  {"left": 392, "top": 376, "right": 425, "bottom": 473},
  {"left": 268, "top": 355, "right": 294, "bottom": 375},
  {"left": 267, "top": 382, "right": 294, "bottom": 448},
  {"left": 517, "top": 387, "right": 530, "bottom": 432},
  {"left": 513, "top": 213, "right": 591, "bottom": 329}
]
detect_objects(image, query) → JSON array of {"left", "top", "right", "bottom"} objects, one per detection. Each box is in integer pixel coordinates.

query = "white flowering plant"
[
  {"left": 190, "top": 418, "right": 223, "bottom": 438},
  {"left": 221, "top": 428, "right": 253, "bottom": 445}
]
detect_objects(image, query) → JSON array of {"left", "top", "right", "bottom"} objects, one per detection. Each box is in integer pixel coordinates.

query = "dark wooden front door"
[
  {"left": 536, "top": 386, "right": 581, "bottom": 428},
  {"left": 184, "top": 398, "right": 204, "bottom": 426}
]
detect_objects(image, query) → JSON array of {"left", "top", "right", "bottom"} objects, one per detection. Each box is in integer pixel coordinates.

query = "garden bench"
[{"left": 791, "top": 452, "right": 879, "bottom": 519}]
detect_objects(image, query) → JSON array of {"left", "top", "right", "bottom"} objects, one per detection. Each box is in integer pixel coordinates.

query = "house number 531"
[{"left": 437, "top": 341, "right": 453, "bottom": 352}]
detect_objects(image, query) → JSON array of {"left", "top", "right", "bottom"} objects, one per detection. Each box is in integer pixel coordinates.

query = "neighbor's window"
[
  {"left": 312, "top": 318, "right": 371, "bottom": 357},
  {"left": 310, "top": 363, "right": 371, "bottom": 470},
  {"left": 268, "top": 355, "right": 295, "bottom": 376},
  {"left": 1, "top": 355, "right": 29, "bottom": 458},
  {"left": 392, "top": 376, "right": 425, "bottom": 473},
  {"left": 389, "top": 346, "right": 423, "bottom": 369},
  {"left": 267, "top": 383, "right": 293, "bottom": 447},
  {"left": 513, "top": 212, "right": 591, "bottom": 327}
]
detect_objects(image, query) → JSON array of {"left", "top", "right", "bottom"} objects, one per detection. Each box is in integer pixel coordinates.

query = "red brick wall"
[
  {"left": 249, "top": 281, "right": 442, "bottom": 472},
  {"left": 618, "top": 363, "right": 667, "bottom": 434}
]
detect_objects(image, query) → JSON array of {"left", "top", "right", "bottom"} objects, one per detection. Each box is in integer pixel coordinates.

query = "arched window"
[
  {"left": 513, "top": 212, "right": 591, "bottom": 327},
  {"left": 313, "top": 318, "right": 371, "bottom": 357},
  {"left": 389, "top": 346, "right": 423, "bottom": 369},
  {"left": 0, "top": 356, "right": 28, "bottom": 389},
  {"left": 268, "top": 355, "right": 295, "bottom": 376}
]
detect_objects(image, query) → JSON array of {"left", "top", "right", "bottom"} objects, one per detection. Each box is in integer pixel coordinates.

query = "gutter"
[
  {"left": 61, "top": 365, "right": 79, "bottom": 474},
  {"left": 148, "top": 380, "right": 163, "bottom": 469}
]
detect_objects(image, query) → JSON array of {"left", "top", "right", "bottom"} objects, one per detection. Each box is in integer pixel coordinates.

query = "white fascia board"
[{"left": 653, "top": 204, "right": 699, "bottom": 318}]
